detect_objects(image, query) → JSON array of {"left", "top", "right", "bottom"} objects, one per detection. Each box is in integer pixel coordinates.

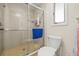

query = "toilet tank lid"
[{"left": 48, "top": 35, "right": 62, "bottom": 39}]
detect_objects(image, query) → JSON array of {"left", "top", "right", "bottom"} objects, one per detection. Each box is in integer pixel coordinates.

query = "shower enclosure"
[{"left": 0, "top": 3, "right": 44, "bottom": 56}]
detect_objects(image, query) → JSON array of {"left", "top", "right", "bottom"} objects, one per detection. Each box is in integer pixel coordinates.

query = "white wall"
[{"left": 40, "top": 3, "right": 79, "bottom": 56}]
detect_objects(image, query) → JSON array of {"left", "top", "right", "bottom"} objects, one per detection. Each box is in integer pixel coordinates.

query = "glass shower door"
[
  {"left": 0, "top": 4, "right": 4, "bottom": 55},
  {"left": 3, "top": 3, "right": 28, "bottom": 50}
]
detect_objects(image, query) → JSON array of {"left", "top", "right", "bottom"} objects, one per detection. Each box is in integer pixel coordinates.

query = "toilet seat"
[{"left": 38, "top": 47, "right": 56, "bottom": 56}]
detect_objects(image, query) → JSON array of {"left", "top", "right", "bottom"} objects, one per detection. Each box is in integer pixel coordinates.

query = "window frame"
[{"left": 53, "top": 3, "right": 68, "bottom": 26}]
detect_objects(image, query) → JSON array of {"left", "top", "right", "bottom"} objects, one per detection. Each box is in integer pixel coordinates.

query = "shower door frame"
[{"left": 27, "top": 3, "right": 45, "bottom": 46}]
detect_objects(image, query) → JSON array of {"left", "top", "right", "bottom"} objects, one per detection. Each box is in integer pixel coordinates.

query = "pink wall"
[
  {"left": 77, "top": 31, "right": 79, "bottom": 55},
  {"left": 77, "top": 24, "right": 79, "bottom": 55}
]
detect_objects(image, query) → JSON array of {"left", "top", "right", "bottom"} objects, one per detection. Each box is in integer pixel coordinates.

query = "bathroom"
[{"left": 0, "top": 3, "right": 78, "bottom": 56}]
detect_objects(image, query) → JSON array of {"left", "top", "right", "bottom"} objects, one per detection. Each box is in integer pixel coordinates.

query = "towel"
[{"left": 32, "top": 28, "right": 43, "bottom": 39}]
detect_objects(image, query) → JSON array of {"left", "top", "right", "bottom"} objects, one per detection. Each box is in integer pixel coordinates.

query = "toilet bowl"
[
  {"left": 38, "top": 47, "right": 56, "bottom": 56},
  {"left": 38, "top": 35, "right": 62, "bottom": 56}
]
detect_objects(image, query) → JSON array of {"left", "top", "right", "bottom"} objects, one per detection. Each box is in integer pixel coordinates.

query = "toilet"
[{"left": 38, "top": 35, "right": 62, "bottom": 56}]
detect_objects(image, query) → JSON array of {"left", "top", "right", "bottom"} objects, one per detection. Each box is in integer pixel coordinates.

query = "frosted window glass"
[{"left": 55, "top": 3, "right": 65, "bottom": 23}]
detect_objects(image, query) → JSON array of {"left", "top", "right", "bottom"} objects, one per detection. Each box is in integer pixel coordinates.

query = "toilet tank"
[{"left": 46, "top": 35, "right": 62, "bottom": 49}]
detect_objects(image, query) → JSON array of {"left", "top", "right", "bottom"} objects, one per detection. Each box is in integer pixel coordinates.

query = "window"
[{"left": 53, "top": 3, "right": 67, "bottom": 25}]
